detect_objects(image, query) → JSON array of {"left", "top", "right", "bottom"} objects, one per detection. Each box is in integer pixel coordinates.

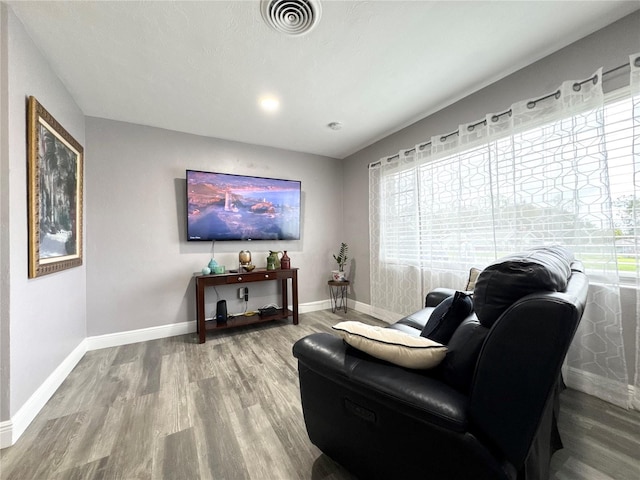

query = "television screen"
[{"left": 186, "top": 169, "right": 301, "bottom": 241}]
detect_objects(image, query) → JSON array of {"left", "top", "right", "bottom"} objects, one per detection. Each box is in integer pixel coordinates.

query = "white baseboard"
[
  {"left": 86, "top": 320, "right": 196, "bottom": 351},
  {"left": 86, "top": 299, "right": 336, "bottom": 352},
  {"left": 365, "top": 304, "right": 403, "bottom": 324},
  {"left": 631, "top": 385, "right": 640, "bottom": 410},
  {"left": 300, "top": 297, "right": 394, "bottom": 322},
  {"left": 299, "top": 299, "right": 330, "bottom": 313},
  {"left": 1, "top": 339, "right": 87, "bottom": 449},
  {"left": 562, "top": 365, "right": 633, "bottom": 410},
  {"left": 0, "top": 419, "right": 12, "bottom": 449},
  {"left": 350, "top": 299, "right": 397, "bottom": 323}
]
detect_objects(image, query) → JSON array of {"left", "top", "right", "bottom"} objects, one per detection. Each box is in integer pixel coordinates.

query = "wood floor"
[{"left": 1, "top": 309, "right": 639, "bottom": 480}]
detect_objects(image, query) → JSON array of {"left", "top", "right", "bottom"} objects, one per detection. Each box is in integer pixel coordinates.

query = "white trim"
[
  {"left": 351, "top": 299, "right": 373, "bottom": 316},
  {"left": 303, "top": 297, "right": 392, "bottom": 320},
  {"left": 86, "top": 299, "right": 334, "bottom": 351},
  {"left": 0, "top": 420, "right": 12, "bottom": 449},
  {"left": 1, "top": 339, "right": 87, "bottom": 448},
  {"left": 562, "top": 365, "right": 632, "bottom": 410},
  {"left": 86, "top": 320, "right": 196, "bottom": 351},
  {"left": 350, "top": 299, "right": 396, "bottom": 323},
  {"left": 631, "top": 384, "right": 640, "bottom": 411},
  {"left": 298, "top": 299, "right": 329, "bottom": 313},
  {"left": 367, "top": 304, "right": 403, "bottom": 324}
]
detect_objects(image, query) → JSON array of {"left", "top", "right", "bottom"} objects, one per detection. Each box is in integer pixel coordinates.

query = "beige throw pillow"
[
  {"left": 466, "top": 267, "right": 482, "bottom": 291},
  {"left": 332, "top": 321, "right": 447, "bottom": 369}
]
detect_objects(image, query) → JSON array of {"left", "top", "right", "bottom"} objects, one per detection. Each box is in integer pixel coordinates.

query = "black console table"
[{"left": 195, "top": 268, "right": 299, "bottom": 343}]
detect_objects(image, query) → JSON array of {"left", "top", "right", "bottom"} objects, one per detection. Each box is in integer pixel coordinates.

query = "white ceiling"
[{"left": 9, "top": 0, "right": 640, "bottom": 159}]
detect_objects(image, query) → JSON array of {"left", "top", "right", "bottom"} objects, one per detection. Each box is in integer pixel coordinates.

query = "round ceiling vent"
[{"left": 261, "top": 0, "right": 322, "bottom": 36}]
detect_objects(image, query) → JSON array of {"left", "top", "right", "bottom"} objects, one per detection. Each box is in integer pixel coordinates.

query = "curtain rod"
[{"left": 374, "top": 60, "right": 635, "bottom": 166}]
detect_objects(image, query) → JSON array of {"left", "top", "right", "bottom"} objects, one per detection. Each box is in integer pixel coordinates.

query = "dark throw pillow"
[
  {"left": 439, "top": 317, "right": 488, "bottom": 394},
  {"left": 420, "top": 291, "right": 473, "bottom": 344}
]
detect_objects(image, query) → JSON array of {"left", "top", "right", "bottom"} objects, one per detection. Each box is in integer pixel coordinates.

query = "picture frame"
[{"left": 27, "top": 96, "right": 83, "bottom": 278}]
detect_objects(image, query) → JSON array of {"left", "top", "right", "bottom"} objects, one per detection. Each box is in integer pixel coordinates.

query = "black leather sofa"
[{"left": 293, "top": 247, "right": 588, "bottom": 480}]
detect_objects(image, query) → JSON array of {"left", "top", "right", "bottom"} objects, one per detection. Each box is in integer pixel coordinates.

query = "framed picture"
[{"left": 27, "top": 96, "right": 83, "bottom": 278}]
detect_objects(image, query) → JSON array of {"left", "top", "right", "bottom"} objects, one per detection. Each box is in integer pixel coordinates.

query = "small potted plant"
[{"left": 332, "top": 242, "right": 348, "bottom": 281}]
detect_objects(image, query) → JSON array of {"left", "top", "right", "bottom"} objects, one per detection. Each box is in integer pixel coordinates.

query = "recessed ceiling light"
[
  {"left": 327, "top": 121, "right": 342, "bottom": 130},
  {"left": 260, "top": 96, "right": 280, "bottom": 112}
]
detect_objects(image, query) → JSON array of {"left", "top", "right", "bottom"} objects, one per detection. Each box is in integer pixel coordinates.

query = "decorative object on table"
[
  {"left": 202, "top": 266, "right": 211, "bottom": 275},
  {"left": 267, "top": 250, "right": 282, "bottom": 270},
  {"left": 27, "top": 96, "right": 84, "bottom": 278},
  {"left": 281, "top": 251, "right": 291, "bottom": 269},
  {"left": 331, "top": 242, "right": 348, "bottom": 281},
  {"left": 213, "top": 265, "right": 225, "bottom": 274},
  {"left": 239, "top": 250, "right": 252, "bottom": 266},
  {"left": 239, "top": 250, "right": 254, "bottom": 272},
  {"left": 208, "top": 258, "right": 218, "bottom": 271}
]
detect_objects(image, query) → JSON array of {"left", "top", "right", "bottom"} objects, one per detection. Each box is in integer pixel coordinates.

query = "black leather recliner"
[{"left": 293, "top": 247, "right": 588, "bottom": 480}]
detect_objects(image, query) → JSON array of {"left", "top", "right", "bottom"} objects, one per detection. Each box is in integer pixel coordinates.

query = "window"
[{"left": 374, "top": 89, "right": 637, "bottom": 283}]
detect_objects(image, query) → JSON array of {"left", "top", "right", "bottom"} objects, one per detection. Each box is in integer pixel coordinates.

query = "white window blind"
[{"left": 374, "top": 92, "right": 637, "bottom": 286}]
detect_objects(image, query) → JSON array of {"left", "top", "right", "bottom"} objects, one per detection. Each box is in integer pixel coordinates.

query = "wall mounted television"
[{"left": 186, "top": 169, "right": 301, "bottom": 241}]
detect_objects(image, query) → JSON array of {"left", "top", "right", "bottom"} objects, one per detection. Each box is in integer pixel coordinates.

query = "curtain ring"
[
  {"left": 491, "top": 115, "right": 499, "bottom": 122},
  {"left": 440, "top": 136, "right": 447, "bottom": 142},
  {"left": 592, "top": 75, "right": 598, "bottom": 85},
  {"left": 467, "top": 124, "right": 475, "bottom": 132},
  {"left": 634, "top": 56, "right": 640, "bottom": 67},
  {"left": 526, "top": 101, "right": 536, "bottom": 109},
  {"left": 572, "top": 82, "right": 581, "bottom": 92},
  {"left": 554, "top": 90, "right": 561, "bottom": 99}
]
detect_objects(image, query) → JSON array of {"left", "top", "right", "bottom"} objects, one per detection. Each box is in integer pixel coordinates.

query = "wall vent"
[{"left": 261, "top": 0, "right": 322, "bottom": 36}]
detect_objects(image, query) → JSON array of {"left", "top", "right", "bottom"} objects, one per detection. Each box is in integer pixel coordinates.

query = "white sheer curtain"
[
  {"left": 369, "top": 151, "right": 423, "bottom": 322},
  {"left": 369, "top": 54, "right": 640, "bottom": 409}
]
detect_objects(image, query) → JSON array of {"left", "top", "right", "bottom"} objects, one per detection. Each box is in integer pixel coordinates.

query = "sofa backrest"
[{"left": 438, "top": 246, "right": 578, "bottom": 396}]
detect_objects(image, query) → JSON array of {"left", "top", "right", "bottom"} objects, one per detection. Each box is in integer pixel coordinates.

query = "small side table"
[{"left": 328, "top": 280, "right": 350, "bottom": 313}]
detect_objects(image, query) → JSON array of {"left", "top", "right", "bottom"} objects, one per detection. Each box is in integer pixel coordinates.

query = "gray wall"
[
  {"left": 3, "top": 6, "right": 86, "bottom": 419},
  {"left": 85, "top": 118, "right": 343, "bottom": 336},
  {"left": 343, "top": 10, "right": 640, "bottom": 379},
  {"left": 1, "top": 3, "right": 10, "bottom": 422}
]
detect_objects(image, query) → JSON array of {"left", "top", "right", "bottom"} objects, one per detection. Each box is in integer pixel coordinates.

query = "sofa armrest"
[
  {"left": 293, "top": 332, "right": 470, "bottom": 432},
  {"left": 426, "top": 288, "right": 457, "bottom": 307}
]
